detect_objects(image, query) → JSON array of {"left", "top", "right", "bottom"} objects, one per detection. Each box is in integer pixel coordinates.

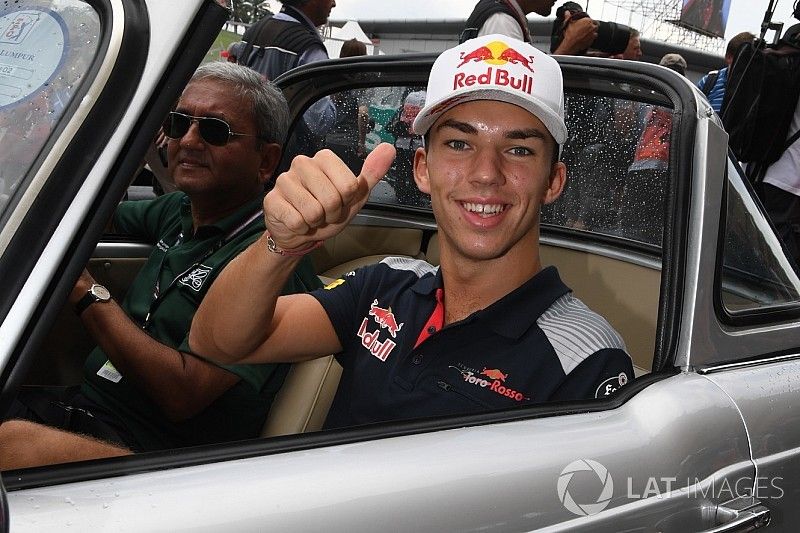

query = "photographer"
[
  {"left": 551, "top": 2, "right": 632, "bottom": 57},
  {"left": 461, "top": 0, "right": 598, "bottom": 55}
]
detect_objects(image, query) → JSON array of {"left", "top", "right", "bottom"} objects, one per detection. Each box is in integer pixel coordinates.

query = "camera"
[{"left": 550, "top": 2, "right": 632, "bottom": 55}]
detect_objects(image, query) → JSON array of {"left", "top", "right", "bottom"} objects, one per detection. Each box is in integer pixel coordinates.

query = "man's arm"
[
  {"left": 552, "top": 13, "right": 599, "bottom": 55},
  {"left": 70, "top": 270, "right": 239, "bottom": 423},
  {"left": 190, "top": 144, "right": 397, "bottom": 366}
]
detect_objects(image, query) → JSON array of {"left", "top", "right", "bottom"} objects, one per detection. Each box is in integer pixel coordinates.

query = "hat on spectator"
[
  {"left": 413, "top": 34, "right": 567, "bottom": 144},
  {"left": 659, "top": 53, "right": 687, "bottom": 75}
]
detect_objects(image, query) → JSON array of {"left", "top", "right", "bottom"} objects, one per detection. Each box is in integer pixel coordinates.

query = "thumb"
[{"left": 358, "top": 143, "right": 396, "bottom": 190}]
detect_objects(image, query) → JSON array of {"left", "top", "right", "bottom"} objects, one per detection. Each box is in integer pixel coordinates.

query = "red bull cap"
[{"left": 412, "top": 34, "right": 567, "bottom": 145}]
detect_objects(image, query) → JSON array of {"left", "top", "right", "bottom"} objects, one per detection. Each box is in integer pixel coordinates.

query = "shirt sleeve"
[
  {"left": 550, "top": 348, "right": 634, "bottom": 401},
  {"left": 478, "top": 13, "right": 525, "bottom": 41},
  {"left": 309, "top": 269, "right": 366, "bottom": 368},
  {"left": 696, "top": 74, "right": 708, "bottom": 92},
  {"left": 113, "top": 192, "right": 184, "bottom": 243}
]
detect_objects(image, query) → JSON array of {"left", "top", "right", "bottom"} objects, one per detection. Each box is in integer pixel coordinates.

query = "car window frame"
[{"left": 714, "top": 152, "right": 800, "bottom": 327}]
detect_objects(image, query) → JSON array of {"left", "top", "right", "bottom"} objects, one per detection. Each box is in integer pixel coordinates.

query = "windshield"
[{"left": 0, "top": 0, "right": 100, "bottom": 222}]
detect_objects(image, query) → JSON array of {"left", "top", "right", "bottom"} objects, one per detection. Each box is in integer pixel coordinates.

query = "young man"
[
  {"left": 0, "top": 63, "right": 321, "bottom": 469},
  {"left": 190, "top": 35, "right": 634, "bottom": 429}
]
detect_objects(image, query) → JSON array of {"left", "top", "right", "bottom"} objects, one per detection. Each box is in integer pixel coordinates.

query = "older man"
[
  {"left": 0, "top": 62, "right": 320, "bottom": 469},
  {"left": 190, "top": 35, "right": 633, "bottom": 430}
]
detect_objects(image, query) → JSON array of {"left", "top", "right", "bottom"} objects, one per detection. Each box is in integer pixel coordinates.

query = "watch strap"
[{"left": 75, "top": 285, "right": 110, "bottom": 315}]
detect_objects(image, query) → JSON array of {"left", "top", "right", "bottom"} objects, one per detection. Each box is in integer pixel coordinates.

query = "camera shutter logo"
[{"left": 557, "top": 459, "right": 613, "bottom": 516}]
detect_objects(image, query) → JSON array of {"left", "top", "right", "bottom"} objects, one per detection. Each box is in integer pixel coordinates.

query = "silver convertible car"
[{"left": 0, "top": 0, "right": 798, "bottom": 531}]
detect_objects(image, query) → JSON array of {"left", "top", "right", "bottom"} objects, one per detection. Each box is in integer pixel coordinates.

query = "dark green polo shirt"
[{"left": 80, "top": 192, "right": 321, "bottom": 451}]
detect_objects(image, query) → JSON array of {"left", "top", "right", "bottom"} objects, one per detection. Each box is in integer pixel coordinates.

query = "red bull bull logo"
[
  {"left": 481, "top": 368, "right": 508, "bottom": 382},
  {"left": 369, "top": 299, "right": 404, "bottom": 338},
  {"left": 453, "top": 41, "right": 536, "bottom": 95}
]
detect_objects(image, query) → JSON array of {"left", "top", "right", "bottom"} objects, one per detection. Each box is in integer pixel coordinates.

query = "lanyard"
[{"left": 141, "top": 209, "right": 263, "bottom": 329}]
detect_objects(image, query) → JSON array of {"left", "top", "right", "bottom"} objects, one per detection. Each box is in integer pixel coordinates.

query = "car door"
[{"left": 0, "top": 12, "right": 782, "bottom": 533}]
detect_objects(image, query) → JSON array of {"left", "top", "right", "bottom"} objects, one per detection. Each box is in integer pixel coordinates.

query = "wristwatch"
[{"left": 75, "top": 283, "right": 112, "bottom": 315}]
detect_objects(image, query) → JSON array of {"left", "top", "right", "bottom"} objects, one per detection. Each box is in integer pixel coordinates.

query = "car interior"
[{"left": 17, "top": 82, "right": 667, "bottom": 444}]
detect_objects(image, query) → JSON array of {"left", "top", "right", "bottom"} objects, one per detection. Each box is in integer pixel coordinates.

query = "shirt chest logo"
[
  {"left": 449, "top": 364, "right": 529, "bottom": 402},
  {"left": 178, "top": 264, "right": 212, "bottom": 292},
  {"left": 356, "top": 299, "right": 404, "bottom": 362},
  {"left": 369, "top": 299, "right": 404, "bottom": 337}
]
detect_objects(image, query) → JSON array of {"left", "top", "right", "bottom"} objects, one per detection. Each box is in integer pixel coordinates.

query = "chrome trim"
[
  {"left": 698, "top": 352, "right": 800, "bottom": 374},
  {"left": 93, "top": 241, "right": 152, "bottom": 258}
]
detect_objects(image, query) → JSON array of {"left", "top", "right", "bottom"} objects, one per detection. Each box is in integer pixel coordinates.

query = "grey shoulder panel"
[
  {"left": 537, "top": 293, "right": 628, "bottom": 374},
  {"left": 380, "top": 256, "right": 438, "bottom": 278}
]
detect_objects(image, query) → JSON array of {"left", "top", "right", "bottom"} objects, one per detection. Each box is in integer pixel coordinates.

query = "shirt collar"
[
  {"left": 280, "top": 4, "right": 320, "bottom": 33},
  {"left": 412, "top": 266, "right": 570, "bottom": 339},
  {"left": 179, "top": 194, "right": 264, "bottom": 241}
]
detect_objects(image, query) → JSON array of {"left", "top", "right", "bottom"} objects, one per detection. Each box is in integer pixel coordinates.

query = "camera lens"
[{"left": 594, "top": 21, "right": 632, "bottom": 55}]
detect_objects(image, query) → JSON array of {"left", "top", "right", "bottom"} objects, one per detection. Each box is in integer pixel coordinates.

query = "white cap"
[{"left": 413, "top": 34, "right": 567, "bottom": 145}]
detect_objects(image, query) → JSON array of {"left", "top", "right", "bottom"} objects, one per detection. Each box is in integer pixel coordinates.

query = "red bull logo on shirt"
[
  {"left": 453, "top": 40, "right": 536, "bottom": 94},
  {"left": 355, "top": 299, "right": 404, "bottom": 362},
  {"left": 369, "top": 299, "right": 404, "bottom": 338}
]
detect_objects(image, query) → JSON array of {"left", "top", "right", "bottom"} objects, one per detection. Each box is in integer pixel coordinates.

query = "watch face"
[{"left": 91, "top": 284, "right": 111, "bottom": 301}]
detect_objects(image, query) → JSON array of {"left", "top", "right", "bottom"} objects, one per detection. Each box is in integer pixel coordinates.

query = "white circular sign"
[{"left": 0, "top": 8, "right": 67, "bottom": 107}]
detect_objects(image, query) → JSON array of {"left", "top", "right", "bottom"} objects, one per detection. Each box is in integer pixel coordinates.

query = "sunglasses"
[{"left": 163, "top": 111, "right": 262, "bottom": 146}]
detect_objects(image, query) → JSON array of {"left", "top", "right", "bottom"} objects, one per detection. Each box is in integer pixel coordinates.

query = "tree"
[{"left": 230, "top": 0, "right": 273, "bottom": 23}]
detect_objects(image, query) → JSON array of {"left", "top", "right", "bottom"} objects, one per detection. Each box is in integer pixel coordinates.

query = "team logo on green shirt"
[{"left": 179, "top": 264, "right": 213, "bottom": 292}]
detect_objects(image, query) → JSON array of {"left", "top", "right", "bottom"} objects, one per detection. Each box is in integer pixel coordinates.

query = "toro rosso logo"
[
  {"left": 453, "top": 40, "right": 536, "bottom": 95},
  {"left": 449, "top": 365, "right": 528, "bottom": 402}
]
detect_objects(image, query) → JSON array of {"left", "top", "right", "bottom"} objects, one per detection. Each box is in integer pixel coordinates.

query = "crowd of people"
[{"left": 1, "top": 0, "right": 796, "bottom": 470}]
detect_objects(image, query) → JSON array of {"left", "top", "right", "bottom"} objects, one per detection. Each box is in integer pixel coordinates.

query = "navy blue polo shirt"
[{"left": 312, "top": 257, "right": 634, "bottom": 429}]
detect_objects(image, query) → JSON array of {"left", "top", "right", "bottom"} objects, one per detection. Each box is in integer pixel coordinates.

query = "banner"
[{"left": 680, "top": 0, "right": 731, "bottom": 38}]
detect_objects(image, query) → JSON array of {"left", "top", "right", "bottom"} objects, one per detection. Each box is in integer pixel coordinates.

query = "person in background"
[
  {"left": 239, "top": 0, "right": 335, "bottom": 80},
  {"left": 386, "top": 89, "right": 427, "bottom": 205},
  {"left": 239, "top": 0, "right": 337, "bottom": 155},
  {"left": 326, "top": 39, "right": 370, "bottom": 173},
  {"left": 613, "top": 28, "right": 642, "bottom": 60},
  {"left": 222, "top": 41, "right": 245, "bottom": 64},
  {"left": 696, "top": 31, "right": 755, "bottom": 112},
  {"left": 461, "top": 0, "right": 598, "bottom": 55},
  {"left": 659, "top": 53, "right": 687, "bottom": 76}
]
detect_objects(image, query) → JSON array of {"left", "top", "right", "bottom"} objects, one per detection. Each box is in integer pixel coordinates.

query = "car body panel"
[{"left": 8, "top": 374, "right": 750, "bottom": 531}]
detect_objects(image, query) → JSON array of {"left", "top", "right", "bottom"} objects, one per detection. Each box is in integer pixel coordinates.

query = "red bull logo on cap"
[{"left": 453, "top": 40, "right": 536, "bottom": 95}]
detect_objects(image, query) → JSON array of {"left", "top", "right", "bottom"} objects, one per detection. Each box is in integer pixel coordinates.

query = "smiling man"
[
  {"left": 190, "top": 35, "right": 633, "bottom": 430},
  {"left": 0, "top": 62, "right": 320, "bottom": 469}
]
